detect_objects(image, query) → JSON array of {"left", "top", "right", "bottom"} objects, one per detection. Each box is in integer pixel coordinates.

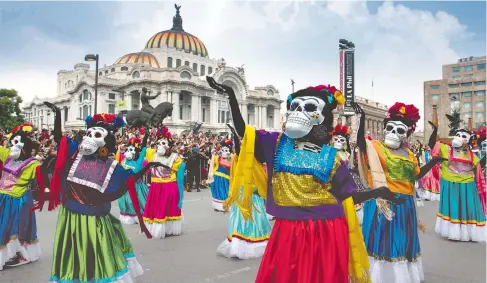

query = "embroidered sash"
[{"left": 67, "top": 154, "right": 118, "bottom": 193}]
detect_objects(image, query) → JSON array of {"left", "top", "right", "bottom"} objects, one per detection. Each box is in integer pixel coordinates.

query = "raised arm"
[
  {"left": 427, "top": 121, "right": 438, "bottom": 149},
  {"left": 352, "top": 102, "right": 366, "bottom": 153},
  {"left": 44, "top": 102, "right": 62, "bottom": 144},
  {"left": 147, "top": 92, "right": 161, "bottom": 100},
  {"left": 227, "top": 123, "right": 241, "bottom": 156}
]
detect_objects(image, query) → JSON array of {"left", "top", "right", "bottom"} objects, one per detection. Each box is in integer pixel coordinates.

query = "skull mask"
[
  {"left": 285, "top": 96, "right": 326, "bottom": 139},
  {"left": 124, "top": 145, "right": 136, "bottom": 160},
  {"left": 383, "top": 121, "right": 408, "bottom": 149},
  {"left": 452, "top": 130, "right": 471, "bottom": 148},
  {"left": 9, "top": 135, "right": 24, "bottom": 160},
  {"left": 333, "top": 135, "right": 347, "bottom": 151},
  {"left": 221, "top": 146, "right": 231, "bottom": 160},
  {"left": 157, "top": 139, "right": 170, "bottom": 156},
  {"left": 80, "top": 127, "right": 108, "bottom": 155}
]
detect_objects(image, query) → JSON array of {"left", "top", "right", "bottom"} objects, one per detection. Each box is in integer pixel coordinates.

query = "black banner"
[{"left": 344, "top": 50, "right": 354, "bottom": 112}]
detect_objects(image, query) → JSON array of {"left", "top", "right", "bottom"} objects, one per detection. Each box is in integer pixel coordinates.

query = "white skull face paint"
[
  {"left": 157, "top": 139, "right": 169, "bottom": 156},
  {"left": 384, "top": 121, "right": 408, "bottom": 149},
  {"left": 221, "top": 146, "right": 231, "bottom": 159},
  {"left": 9, "top": 135, "right": 24, "bottom": 160},
  {"left": 285, "top": 96, "right": 326, "bottom": 139},
  {"left": 333, "top": 135, "right": 347, "bottom": 150},
  {"left": 124, "top": 145, "right": 136, "bottom": 160},
  {"left": 79, "top": 127, "right": 108, "bottom": 155},
  {"left": 452, "top": 131, "right": 471, "bottom": 148},
  {"left": 481, "top": 140, "right": 486, "bottom": 152}
]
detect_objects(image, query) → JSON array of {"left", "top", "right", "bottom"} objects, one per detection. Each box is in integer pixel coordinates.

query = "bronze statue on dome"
[{"left": 175, "top": 4, "right": 181, "bottom": 14}]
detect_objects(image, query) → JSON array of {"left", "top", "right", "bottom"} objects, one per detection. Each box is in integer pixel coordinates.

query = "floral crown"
[
  {"left": 475, "top": 127, "right": 486, "bottom": 143},
  {"left": 8, "top": 123, "right": 34, "bottom": 139},
  {"left": 85, "top": 114, "right": 125, "bottom": 131},
  {"left": 156, "top": 127, "right": 173, "bottom": 142},
  {"left": 333, "top": 124, "right": 350, "bottom": 137},
  {"left": 386, "top": 102, "right": 420, "bottom": 133},
  {"left": 128, "top": 137, "right": 142, "bottom": 148},
  {"left": 220, "top": 139, "right": 233, "bottom": 149},
  {"left": 286, "top": 84, "right": 345, "bottom": 113}
]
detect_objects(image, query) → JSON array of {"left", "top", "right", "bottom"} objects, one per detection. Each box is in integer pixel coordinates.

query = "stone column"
[
  {"left": 274, "top": 107, "right": 280, "bottom": 130},
  {"left": 191, "top": 95, "right": 199, "bottom": 121},
  {"left": 241, "top": 103, "right": 248, "bottom": 124},
  {"left": 256, "top": 106, "right": 261, "bottom": 128},
  {"left": 172, "top": 91, "right": 180, "bottom": 122},
  {"left": 210, "top": 98, "right": 218, "bottom": 125},
  {"left": 261, "top": 105, "right": 267, "bottom": 129}
]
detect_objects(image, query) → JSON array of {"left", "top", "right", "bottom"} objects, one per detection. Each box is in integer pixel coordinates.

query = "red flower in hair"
[
  {"left": 388, "top": 102, "right": 420, "bottom": 125},
  {"left": 333, "top": 124, "right": 350, "bottom": 136},
  {"left": 476, "top": 127, "right": 486, "bottom": 140},
  {"left": 308, "top": 84, "right": 338, "bottom": 94},
  {"left": 128, "top": 137, "right": 142, "bottom": 146}
]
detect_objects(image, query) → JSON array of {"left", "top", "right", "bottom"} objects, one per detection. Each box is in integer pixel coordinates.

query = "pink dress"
[{"left": 422, "top": 142, "right": 441, "bottom": 201}]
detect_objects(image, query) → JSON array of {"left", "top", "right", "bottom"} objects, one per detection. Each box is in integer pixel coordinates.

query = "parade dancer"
[
  {"left": 207, "top": 139, "right": 232, "bottom": 211},
  {"left": 0, "top": 124, "right": 43, "bottom": 269},
  {"left": 143, "top": 127, "right": 186, "bottom": 239},
  {"left": 355, "top": 102, "right": 444, "bottom": 283},
  {"left": 434, "top": 125, "right": 486, "bottom": 242},
  {"left": 422, "top": 121, "right": 441, "bottom": 201},
  {"left": 475, "top": 127, "right": 486, "bottom": 171},
  {"left": 207, "top": 76, "right": 402, "bottom": 283},
  {"left": 332, "top": 124, "right": 365, "bottom": 225},
  {"left": 118, "top": 133, "right": 150, "bottom": 224},
  {"left": 216, "top": 124, "right": 271, "bottom": 259},
  {"left": 32, "top": 103, "right": 154, "bottom": 282}
]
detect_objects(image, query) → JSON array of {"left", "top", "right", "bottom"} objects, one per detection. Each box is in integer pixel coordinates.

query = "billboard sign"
[{"left": 343, "top": 50, "right": 354, "bottom": 112}]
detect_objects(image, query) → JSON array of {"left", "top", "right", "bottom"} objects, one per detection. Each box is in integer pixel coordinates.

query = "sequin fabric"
[
  {"left": 0, "top": 171, "right": 18, "bottom": 192},
  {"left": 274, "top": 134, "right": 337, "bottom": 183},
  {"left": 272, "top": 172, "right": 338, "bottom": 206},
  {"left": 448, "top": 160, "right": 474, "bottom": 176},
  {"left": 381, "top": 143, "right": 416, "bottom": 184}
]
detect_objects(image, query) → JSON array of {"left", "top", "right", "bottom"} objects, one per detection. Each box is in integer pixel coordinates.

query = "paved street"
[{"left": 1, "top": 190, "right": 485, "bottom": 283}]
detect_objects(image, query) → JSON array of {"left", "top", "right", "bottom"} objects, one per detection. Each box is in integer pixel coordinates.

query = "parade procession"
[{"left": 0, "top": 2, "right": 486, "bottom": 283}]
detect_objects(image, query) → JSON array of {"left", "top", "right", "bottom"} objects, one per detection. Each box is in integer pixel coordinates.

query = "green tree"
[{"left": 0, "top": 89, "right": 24, "bottom": 133}]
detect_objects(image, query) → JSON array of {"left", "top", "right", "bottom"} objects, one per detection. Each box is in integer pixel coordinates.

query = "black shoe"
[
  {"left": 5, "top": 253, "right": 29, "bottom": 267},
  {"left": 197, "top": 188, "right": 201, "bottom": 192}
]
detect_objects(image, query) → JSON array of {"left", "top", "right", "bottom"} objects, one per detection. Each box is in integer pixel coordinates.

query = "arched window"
[
  {"left": 105, "top": 70, "right": 108, "bottom": 74},
  {"left": 180, "top": 71, "right": 192, "bottom": 80},
  {"left": 176, "top": 59, "right": 181, "bottom": 67},
  {"left": 111, "top": 68, "right": 115, "bottom": 72},
  {"left": 208, "top": 67, "right": 213, "bottom": 75},
  {"left": 184, "top": 61, "right": 189, "bottom": 66},
  {"left": 83, "top": 89, "right": 90, "bottom": 101},
  {"left": 193, "top": 63, "right": 197, "bottom": 72},
  {"left": 82, "top": 105, "right": 88, "bottom": 118},
  {"left": 167, "top": 57, "right": 173, "bottom": 68},
  {"left": 132, "top": 71, "right": 140, "bottom": 79},
  {"left": 79, "top": 94, "right": 82, "bottom": 102},
  {"left": 98, "top": 72, "right": 102, "bottom": 76},
  {"left": 121, "top": 66, "right": 128, "bottom": 71},
  {"left": 267, "top": 90, "right": 274, "bottom": 96},
  {"left": 200, "top": 65, "right": 205, "bottom": 76}
]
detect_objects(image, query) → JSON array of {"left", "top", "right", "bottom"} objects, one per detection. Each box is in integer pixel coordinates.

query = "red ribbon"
[{"left": 127, "top": 176, "right": 152, "bottom": 239}]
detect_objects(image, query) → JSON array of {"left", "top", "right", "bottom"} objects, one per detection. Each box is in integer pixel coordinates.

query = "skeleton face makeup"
[
  {"left": 221, "top": 146, "right": 231, "bottom": 159},
  {"left": 9, "top": 135, "right": 24, "bottom": 160},
  {"left": 79, "top": 127, "right": 108, "bottom": 155},
  {"left": 384, "top": 121, "right": 408, "bottom": 149},
  {"left": 285, "top": 96, "right": 326, "bottom": 139},
  {"left": 481, "top": 140, "right": 486, "bottom": 152},
  {"left": 452, "top": 131, "right": 471, "bottom": 148},
  {"left": 157, "top": 139, "right": 169, "bottom": 156},
  {"left": 333, "top": 135, "right": 347, "bottom": 150},
  {"left": 125, "top": 145, "right": 136, "bottom": 160}
]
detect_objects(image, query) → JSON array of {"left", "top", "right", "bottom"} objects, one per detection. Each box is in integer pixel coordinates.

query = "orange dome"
[
  {"left": 114, "top": 52, "right": 160, "bottom": 68},
  {"left": 144, "top": 4, "right": 208, "bottom": 58}
]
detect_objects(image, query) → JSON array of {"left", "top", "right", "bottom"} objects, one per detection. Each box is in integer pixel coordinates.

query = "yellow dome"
[
  {"left": 114, "top": 52, "right": 160, "bottom": 68},
  {"left": 145, "top": 4, "right": 208, "bottom": 58}
]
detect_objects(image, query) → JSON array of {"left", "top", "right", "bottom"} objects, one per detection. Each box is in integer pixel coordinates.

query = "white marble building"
[{"left": 22, "top": 6, "right": 282, "bottom": 133}]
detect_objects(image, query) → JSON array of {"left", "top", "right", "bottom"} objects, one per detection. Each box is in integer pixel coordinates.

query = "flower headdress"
[
  {"left": 385, "top": 102, "right": 420, "bottom": 134},
  {"left": 333, "top": 124, "right": 350, "bottom": 137},
  {"left": 8, "top": 123, "right": 33, "bottom": 139},
  {"left": 85, "top": 114, "right": 125, "bottom": 132},
  {"left": 128, "top": 137, "right": 142, "bottom": 149},
  {"left": 475, "top": 127, "right": 486, "bottom": 144},
  {"left": 220, "top": 139, "right": 233, "bottom": 150},
  {"left": 286, "top": 84, "right": 345, "bottom": 111},
  {"left": 156, "top": 127, "right": 173, "bottom": 143}
]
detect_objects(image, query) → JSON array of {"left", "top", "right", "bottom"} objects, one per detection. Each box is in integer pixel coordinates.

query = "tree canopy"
[{"left": 0, "top": 89, "right": 25, "bottom": 133}]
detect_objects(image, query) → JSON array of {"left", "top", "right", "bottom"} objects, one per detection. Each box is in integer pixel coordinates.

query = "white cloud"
[{"left": 3, "top": 1, "right": 476, "bottom": 131}]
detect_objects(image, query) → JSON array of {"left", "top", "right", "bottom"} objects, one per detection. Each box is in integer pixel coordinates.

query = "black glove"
[
  {"left": 375, "top": 186, "right": 406, "bottom": 205},
  {"left": 428, "top": 121, "right": 438, "bottom": 130},
  {"left": 206, "top": 76, "right": 235, "bottom": 96},
  {"left": 44, "top": 101, "right": 60, "bottom": 113}
]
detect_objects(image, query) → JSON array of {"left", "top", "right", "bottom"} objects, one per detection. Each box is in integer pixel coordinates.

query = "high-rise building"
[{"left": 424, "top": 56, "right": 486, "bottom": 141}]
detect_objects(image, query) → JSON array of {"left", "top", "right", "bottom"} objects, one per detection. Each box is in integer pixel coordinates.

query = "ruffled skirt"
[
  {"left": 143, "top": 181, "right": 183, "bottom": 239},
  {"left": 216, "top": 192, "right": 271, "bottom": 259},
  {"left": 362, "top": 194, "right": 424, "bottom": 283},
  {"left": 209, "top": 175, "right": 229, "bottom": 211},
  {"left": 435, "top": 178, "right": 486, "bottom": 242},
  {"left": 49, "top": 206, "right": 143, "bottom": 282},
  {"left": 118, "top": 181, "right": 149, "bottom": 224},
  {"left": 0, "top": 191, "right": 40, "bottom": 270}
]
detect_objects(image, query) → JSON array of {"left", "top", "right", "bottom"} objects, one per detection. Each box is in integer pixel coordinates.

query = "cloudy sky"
[{"left": 0, "top": 1, "right": 485, "bottom": 130}]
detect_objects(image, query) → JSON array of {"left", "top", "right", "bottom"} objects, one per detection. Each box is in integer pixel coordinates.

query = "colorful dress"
[
  {"left": 360, "top": 140, "right": 423, "bottom": 283},
  {"left": 118, "top": 147, "right": 149, "bottom": 224},
  {"left": 143, "top": 152, "right": 186, "bottom": 239},
  {"left": 435, "top": 144, "right": 486, "bottom": 242},
  {"left": 337, "top": 150, "right": 364, "bottom": 225},
  {"left": 208, "top": 155, "right": 231, "bottom": 211},
  {"left": 0, "top": 148, "right": 42, "bottom": 270},
  {"left": 422, "top": 143, "right": 441, "bottom": 201},
  {"left": 216, "top": 156, "right": 271, "bottom": 259},
  {"left": 46, "top": 137, "right": 144, "bottom": 282},
  {"left": 245, "top": 129, "right": 369, "bottom": 283}
]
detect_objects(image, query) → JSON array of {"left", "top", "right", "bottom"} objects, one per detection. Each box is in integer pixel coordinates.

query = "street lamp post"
[{"left": 85, "top": 54, "right": 99, "bottom": 115}]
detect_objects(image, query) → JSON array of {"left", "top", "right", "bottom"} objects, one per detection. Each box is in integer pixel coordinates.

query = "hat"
[{"left": 385, "top": 102, "right": 420, "bottom": 134}]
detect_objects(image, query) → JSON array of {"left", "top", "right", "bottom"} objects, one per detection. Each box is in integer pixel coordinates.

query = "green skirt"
[{"left": 49, "top": 206, "right": 143, "bottom": 283}]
